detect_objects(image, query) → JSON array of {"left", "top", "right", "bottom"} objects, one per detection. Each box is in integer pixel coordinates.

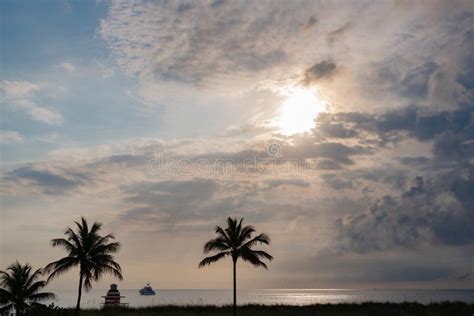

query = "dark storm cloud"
[
  {"left": 320, "top": 166, "right": 409, "bottom": 192},
  {"left": 314, "top": 103, "right": 474, "bottom": 156},
  {"left": 86, "top": 154, "right": 150, "bottom": 169},
  {"left": 433, "top": 131, "right": 474, "bottom": 162},
  {"left": 190, "top": 138, "right": 372, "bottom": 172},
  {"left": 302, "top": 60, "right": 337, "bottom": 84},
  {"left": 397, "top": 156, "right": 431, "bottom": 167},
  {"left": 284, "top": 141, "right": 372, "bottom": 166},
  {"left": 399, "top": 62, "right": 438, "bottom": 98},
  {"left": 316, "top": 116, "right": 359, "bottom": 139},
  {"left": 315, "top": 159, "right": 344, "bottom": 170},
  {"left": 2, "top": 165, "right": 90, "bottom": 195},
  {"left": 334, "top": 168, "right": 474, "bottom": 253},
  {"left": 320, "top": 173, "right": 356, "bottom": 191}
]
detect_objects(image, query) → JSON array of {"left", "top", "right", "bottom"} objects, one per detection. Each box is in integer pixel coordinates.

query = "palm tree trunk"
[
  {"left": 76, "top": 271, "right": 84, "bottom": 316},
  {"left": 233, "top": 259, "right": 237, "bottom": 316}
]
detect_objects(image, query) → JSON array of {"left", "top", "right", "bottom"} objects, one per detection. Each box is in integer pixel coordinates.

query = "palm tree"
[
  {"left": 199, "top": 217, "right": 272, "bottom": 316},
  {"left": 45, "top": 217, "right": 123, "bottom": 316},
  {"left": 0, "top": 261, "right": 56, "bottom": 316}
]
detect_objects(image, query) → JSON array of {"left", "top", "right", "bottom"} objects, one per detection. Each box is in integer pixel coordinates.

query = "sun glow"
[{"left": 276, "top": 86, "right": 326, "bottom": 135}]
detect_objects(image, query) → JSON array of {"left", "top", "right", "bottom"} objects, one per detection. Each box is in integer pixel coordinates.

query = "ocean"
[{"left": 46, "top": 289, "right": 474, "bottom": 308}]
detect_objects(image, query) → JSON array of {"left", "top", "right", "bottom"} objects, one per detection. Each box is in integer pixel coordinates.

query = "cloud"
[
  {"left": 1, "top": 80, "right": 63, "bottom": 125},
  {"left": 320, "top": 173, "right": 356, "bottom": 191},
  {"left": 262, "top": 178, "right": 310, "bottom": 189},
  {"left": 316, "top": 113, "right": 359, "bottom": 139},
  {"left": 302, "top": 60, "right": 337, "bottom": 84},
  {"left": 100, "top": 0, "right": 299, "bottom": 83},
  {"left": 0, "top": 130, "right": 24, "bottom": 144},
  {"left": 121, "top": 178, "right": 220, "bottom": 225},
  {"left": 118, "top": 177, "right": 294, "bottom": 232},
  {"left": 312, "top": 103, "right": 474, "bottom": 154},
  {"left": 0, "top": 80, "right": 40, "bottom": 98},
  {"left": 97, "top": 0, "right": 474, "bottom": 123},
  {"left": 99, "top": 0, "right": 367, "bottom": 89},
  {"left": 12, "top": 99, "right": 63, "bottom": 125},
  {"left": 2, "top": 165, "right": 91, "bottom": 195},
  {"left": 334, "top": 170, "right": 474, "bottom": 253},
  {"left": 54, "top": 62, "right": 76, "bottom": 72},
  {"left": 326, "top": 21, "right": 352, "bottom": 45},
  {"left": 398, "top": 156, "right": 431, "bottom": 167}
]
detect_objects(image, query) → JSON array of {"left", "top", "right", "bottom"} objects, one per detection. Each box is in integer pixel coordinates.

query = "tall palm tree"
[
  {"left": 199, "top": 217, "right": 272, "bottom": 316},
  {"left": 45, "top": 217, "right": 123, "bottom": 316},
  {"left": 0, "top": 261, "right": 56, "bottom": 316}
]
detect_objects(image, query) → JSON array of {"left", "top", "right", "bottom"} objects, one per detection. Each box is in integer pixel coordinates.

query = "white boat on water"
[{"left": 139, "top": 283, "right": 156, "bottom": 295}]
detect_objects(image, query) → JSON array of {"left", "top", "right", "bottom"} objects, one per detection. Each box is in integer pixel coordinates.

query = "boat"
[
  {"left": 139, "top": 283, "right": 156, "bottom": 295},
  {"left": 101, "top": 283, "right": 128, "bottom": 308}
]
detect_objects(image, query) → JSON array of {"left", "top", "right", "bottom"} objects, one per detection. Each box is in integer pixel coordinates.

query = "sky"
[{"left": 1, "top": 0, "right": 473, "bottom": 290}]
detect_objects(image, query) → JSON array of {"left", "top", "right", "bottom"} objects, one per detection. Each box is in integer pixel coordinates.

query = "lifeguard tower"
[{"left": 101, "top": 284, "right": 128, "bottom": 308}]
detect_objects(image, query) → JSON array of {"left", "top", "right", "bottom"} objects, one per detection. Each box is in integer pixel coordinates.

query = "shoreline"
[{"left": 35, "top": 302, "right": 474, "bottom": 316}]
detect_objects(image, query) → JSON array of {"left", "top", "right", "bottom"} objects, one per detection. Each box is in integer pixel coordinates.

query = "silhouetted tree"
[
  {"left": 45, "top": 217, "right": 123, "bottom": 316},
  {"left": 0, "top": 261, "right": 55, "bottom": 316},
  {"left": 199, "top": 217, "right": 272, "bottom": 316}
]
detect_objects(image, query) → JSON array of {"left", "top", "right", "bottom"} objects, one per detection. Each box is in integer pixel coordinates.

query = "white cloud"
[
  {"left": 13, "top": 99, "right": 63, "bottom": 125},
  {"left": 0, "top": 130, "right": 24, "bottom": 144},
  {"left": 1, "top": 80, "right": 63, "bottom": 125},
  {"left": 99, "top": 0, "right": 333, "bottom": 86},
  {"left": 1, "top": 80, "right": 40, "bottom": 99},
  {"left": 54, "top": 62, "right": 76, "bottom": 72}
]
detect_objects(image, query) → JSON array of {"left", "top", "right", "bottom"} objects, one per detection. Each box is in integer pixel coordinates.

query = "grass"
[{"left": 29, "top": 302, "right": 474, "bottom": 316}]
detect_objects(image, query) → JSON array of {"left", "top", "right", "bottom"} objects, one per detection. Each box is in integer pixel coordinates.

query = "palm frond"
[
  {"left": 92, "top": 263, "right": 123, "bottom": 281},
  {"left": 64, "top": 228, "right": 82, "bottom": 249},
  {"left": 24, "top": 280, "right": 48, "bottom": 297},
  {"left": 0, "top": 288, "right": 13, "bottom": 303},
  {"left": 0, "top": 303, "right": 13, "bottom": 313},
  {"left": 238, "top": 225, "right": 255, "bottom": 244},
  {"left": 45, "top": 257, "right": 78, "bottom": 281},
  {"left": 239, "top": 248, "right": 269, "bottom": 269},
  {"left": 198, "top": 251, "right": 229, "bottom": 268},
  {"left": 51, "top": 238, "right": 76, "bottom": 252},
  {"left": 215, "top": 226, "right": 231, "bottom": 242},
  {"left": 203, "top": 237, "right": 230, "bottom": 253},
  {"left": 246, "top": 249, "right": 273, "bottom": 261},
  {"left": 90, "top": 241, "right": 121, "bottom": 256},
  {"left": 89, "top": 221, "right": 103, "bottom": 236},
  {"left": 29, "top": 292, "right": 56, "bottom": 302},
  {"left": 24, "top": 267, "right": 43, "bottom": 290},
  {"left": 236, "top": 218, "right": 243, "bottom": 237},
  {"left": 241, "top": 233, "right": 271, "bottom": 249}
]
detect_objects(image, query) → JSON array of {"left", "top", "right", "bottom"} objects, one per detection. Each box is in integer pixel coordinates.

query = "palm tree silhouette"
[
  {"left": 45, "top": 217, "right": 123, "bottom": 316},
  {"left": 199, "top": 217, "right": 272, "bottom": 316},
  {"left": 0, "top": 261, "right": 56, "bottom": 316}
]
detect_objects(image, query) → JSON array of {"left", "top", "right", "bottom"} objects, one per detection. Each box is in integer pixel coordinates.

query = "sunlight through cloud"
[{"left": 275, "top": 86, "right": 326, "bottom": 135}]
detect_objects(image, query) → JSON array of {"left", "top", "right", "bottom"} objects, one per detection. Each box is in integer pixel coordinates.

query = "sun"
[{"left": 275, "top": 86, "right": 326, "bottom": 135}]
